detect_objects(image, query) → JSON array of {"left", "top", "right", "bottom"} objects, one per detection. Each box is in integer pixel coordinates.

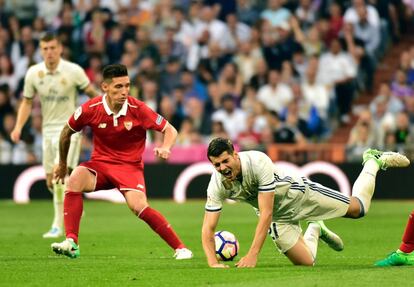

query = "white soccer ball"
[{"left": 214, "top": 230, "right": 239, "bottom": 261}]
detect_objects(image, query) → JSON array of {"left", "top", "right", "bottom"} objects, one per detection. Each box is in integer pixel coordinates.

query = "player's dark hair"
[
  {"left": 207, "top": 137, "right": 234, "bottom": 159},
  {"left": 40, "top": 33, "right": 60, "bottom": 43},
  {"left": 102, "top": 64, "right": 128, "bottom": 82}
]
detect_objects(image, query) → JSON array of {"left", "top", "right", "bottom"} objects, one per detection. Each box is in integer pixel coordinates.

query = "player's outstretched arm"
[
  {"left": 202, "top": 211, "right": 229, "bottom": 268},
  {"left": 10, "top": 98, "right": 33, "bottom": 143},
  {"left": 54, "top": 124, "right": 76, "bottom": 184},
  {"left": 236, "top": 192, "right": 274, "bottom": 268},
  {"left": 154, "top": 122, "right": 177, "bottom": 160}
]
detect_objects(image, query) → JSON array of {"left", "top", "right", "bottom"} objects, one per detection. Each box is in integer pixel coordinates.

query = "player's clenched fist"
[{"left": 154, "top": 147, "right": 171, "bottom": 160}]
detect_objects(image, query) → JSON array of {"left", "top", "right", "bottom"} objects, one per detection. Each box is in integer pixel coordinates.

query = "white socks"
[
  {"left": 303, "top": 223, "right": 321, "bottom": 263},
  {"left": 52, "top": 182, "right": 65, "bottom": 229},
  {"left": 351, "top": 160, "right": 380, "bottom": 215}
]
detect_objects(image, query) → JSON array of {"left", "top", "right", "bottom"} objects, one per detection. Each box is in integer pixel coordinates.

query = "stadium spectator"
[
  {"left": 212, "top": 93, "right": 247, "bottom": 140},
  {"left": 52, "top": 64, "right": 193, "bottom": 260},
  {"left": 317, "top": 37, "right": 357, "bottom": 124},
  {"left": 260, "top": 0, "right": 291, "bottom": 28},
  {"left": 257, "top": 69, "right": 293, "bottom": 114},
  {"left": 10, "top": 34, "right": 98, "bottom": 238},
  {"left": 202, "top": 137, "right": 409, "bottom": 268},
  {"left": 391, "top": 69, "right": 414, "bottom": 100},
  {"left": 217, "top": 62, "right": 243, "bottom": 98},
  {"left": 375, "top": 210, "right": 414, "bottom": 266}
]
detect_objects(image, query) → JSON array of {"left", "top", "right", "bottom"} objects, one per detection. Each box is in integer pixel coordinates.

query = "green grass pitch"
[{"left": 1, "top": 199, "right": 414, "bottom": 286}]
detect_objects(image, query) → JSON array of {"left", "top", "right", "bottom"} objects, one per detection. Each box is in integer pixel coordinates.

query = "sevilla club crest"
[{"left": 124, "top": 121, "right": 133, "bottom": 130}]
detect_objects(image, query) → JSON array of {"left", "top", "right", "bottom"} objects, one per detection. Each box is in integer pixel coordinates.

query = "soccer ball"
[{"left": 214, "top": 230, "right": 239, "bottom": 261}]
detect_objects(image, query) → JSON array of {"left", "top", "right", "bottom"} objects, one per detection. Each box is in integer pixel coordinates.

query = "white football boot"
[
  {"left": 43, "top": 227, "right": 63, "bottom": 238},
  {"left": 174, "top": 248, "right": 193, "bottom": 260}
]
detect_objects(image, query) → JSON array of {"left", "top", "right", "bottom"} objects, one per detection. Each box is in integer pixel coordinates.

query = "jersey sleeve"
[
  {"left": 205, "top": 173, "right": 226, "bottom": 212},
  {"left": 23, "top": 67, "right": 36, "bottom": 99},
  {"left": 72, "top": 64, "right": 90, "bottom": 91},
  {"left": 67, "top": 101, "right": 91, "bottom": 132},
  {"left": 139, "top": 103, "right": 167, "bottom": 132},
  {"left": 256, "top": 153, "right": 277, "bottom": 193}
]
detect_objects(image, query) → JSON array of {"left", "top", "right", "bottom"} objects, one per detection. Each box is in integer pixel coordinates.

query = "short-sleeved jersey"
[
  {"left": 24, "top": 59, "right": 90, "bottom": 135},
  {"left": 68, "top": 95, "right": 167, "bottom": 165},
  {"left": 205, "top": 151, "right": 307, "bottom": 218}
]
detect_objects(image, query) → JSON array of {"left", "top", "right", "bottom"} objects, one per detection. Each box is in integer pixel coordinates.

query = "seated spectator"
[
  {"left": 218, "top": 62, "right": 244, "bottom": 98},
  {"left": 257, "top": 69, "right": 293, "bottom": 114},
  {"left": 391, "top": 69, "right": 413, "bottom": 100},
  {"left": 394, "top": 112, "right": 414, "bottom": 146},
  {"left": 317, "top": 37, "right": 357, "bottom": 124},
  {"left": 346, "top": 121, "right": 374, "bottom": 162},
  {"left": 260, "top": 0, "right": 291, "bottom": 28},
  {"left": 273, "top": 109, "right": 307, "bottom": 144},
  {"left": 236, "top": 113, "right": 261, "bottom": 150},
  {"left": 369, "top": 83, "right": 404, "bottom": 116},
  {"left": 211, "top": 94, "right": 247, "bottom": 140}
]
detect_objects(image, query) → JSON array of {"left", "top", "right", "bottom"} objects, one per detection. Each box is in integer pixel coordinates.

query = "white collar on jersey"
[
  {"left": 42, "top": 58, "right": 64, "bottom": 74},
  {"left": 102, "top": 94, "right": 128, "bottom": 117}
]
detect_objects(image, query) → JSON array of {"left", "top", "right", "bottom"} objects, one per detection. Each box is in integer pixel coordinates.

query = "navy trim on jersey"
[
  {"left": 308, "top": 184, "right": 350, "bottom": 204},
  {"left": 205, "top": 207, "right": 222, "bottom": 212}
]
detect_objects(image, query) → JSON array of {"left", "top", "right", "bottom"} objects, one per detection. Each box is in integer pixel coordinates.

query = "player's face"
[
  {"left": 102, "top": 76, "right": 130, "bottom": 105},
  {"left": 40, "top": 39, "right": 62, "bottom": 65},
  {"left": 209, "top": 151, "right": 241, "bottom": 181}
]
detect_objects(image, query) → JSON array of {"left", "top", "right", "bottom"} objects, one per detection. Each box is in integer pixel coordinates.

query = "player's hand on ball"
[
  {"left": 53, "top": 164, "right": 67, "bottom": 184},
  {"left": 154, "top": 147, "right": 171, "bottom": 160},
  {"left": 235, "top": 254, "right": 257, "bottom": 268},
  {"left": 209, "top": 263, "right": 229, "bottom": 268}
]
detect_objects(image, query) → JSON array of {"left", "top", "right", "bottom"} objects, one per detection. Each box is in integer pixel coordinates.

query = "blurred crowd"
[{"left": 0, "top": 0, "right": 414, "bottom": 164}]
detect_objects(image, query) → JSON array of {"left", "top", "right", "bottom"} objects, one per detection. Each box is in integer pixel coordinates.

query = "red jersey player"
[{"left": 51, "top": 64, "right": 193, "bottom": 260}]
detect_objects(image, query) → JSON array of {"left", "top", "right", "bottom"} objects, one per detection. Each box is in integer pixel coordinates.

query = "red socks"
[
  {"left": 399, "top": 211, "right": 414, "bottom": 253},
  {"left": 64, "top": 191, "right": 83, "bottom": 244},
  {"left": 139, "top": 207, "right": 185, "bottom": 250}
]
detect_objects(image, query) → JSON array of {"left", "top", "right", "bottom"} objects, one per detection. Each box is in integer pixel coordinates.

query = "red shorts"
[{"left": 80, "top": 161, "right": 146, "bottom": 193}]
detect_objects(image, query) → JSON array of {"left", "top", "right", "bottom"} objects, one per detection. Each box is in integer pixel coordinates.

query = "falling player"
[{"left": 202, "top": 137, "right": 410, "bottom": 268}]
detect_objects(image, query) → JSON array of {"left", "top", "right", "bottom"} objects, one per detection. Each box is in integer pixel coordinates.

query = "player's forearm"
[
  {"left": 84, "top": 84, "right": 99, "bottom": 98},
  {"left": 247, "top": 212, "right": 272, "bottom": 256},
  {"left": 59, "top": 124, "right": 75, "bottom": 165},
  {"left": 14, "top": 99, "right": 32, "bottom": 130},
  {"left": 161, "top": 123, "right": 177, "bottom": 150},
  {"left": 202, "top": 228, "right": 219, "bottom": 266}
]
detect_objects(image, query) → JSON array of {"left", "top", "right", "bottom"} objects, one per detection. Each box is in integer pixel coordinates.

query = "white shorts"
[
  {"left": 42, "top": 133, "right": 81, "bottom": 173},
  {"left": 269, "top": 179, "right": 350, "bottom": 253}
]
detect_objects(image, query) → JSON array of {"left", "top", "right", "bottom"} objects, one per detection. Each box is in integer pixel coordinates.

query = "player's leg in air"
[
  {"left": 122, "top": 190, "right": 193, "bottom": 260},
  {"left": 375, "top": 210, "right": 414, "bottom": 266}
]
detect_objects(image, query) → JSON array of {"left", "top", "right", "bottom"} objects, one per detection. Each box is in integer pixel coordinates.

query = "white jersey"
[
  {"left": 205, "top": 151, "right": 309, "bottom": 220},
  {"left": 23, "top": 59, "right": 90, "bottom": 136}
]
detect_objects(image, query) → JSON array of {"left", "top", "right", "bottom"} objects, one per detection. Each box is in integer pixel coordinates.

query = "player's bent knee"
[
  {"left": 66, "top": 167, "right": 95, "bottom": 192},
  {"left": 345, "top": 197, "right": 366, "bottom": 218}
]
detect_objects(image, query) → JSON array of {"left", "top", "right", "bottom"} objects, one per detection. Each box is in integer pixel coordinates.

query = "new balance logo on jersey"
[
  {"left": 98, "top": 123, "right": 107, "bottom": 128},
  {"left": 124, "top": 121, "right": 133, "bottom": 130}
]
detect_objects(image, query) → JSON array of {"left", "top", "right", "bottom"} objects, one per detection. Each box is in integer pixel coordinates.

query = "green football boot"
[
  {"left": 375, "top": 250, "right": 414, "bottom": 267},
  {"left": 51, "top": 238, "right": 80, "bottom": 259},
  {"left": 362, "top": 149, "right": 410, "bottom": 170}
]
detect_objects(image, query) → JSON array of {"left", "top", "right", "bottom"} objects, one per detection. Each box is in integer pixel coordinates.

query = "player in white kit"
[
  {"left": 202, "top": 137, "right": 410, "bottom": 268},
  {"left": 10, "top": 34, "right": 98, "bottom": 238}
]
